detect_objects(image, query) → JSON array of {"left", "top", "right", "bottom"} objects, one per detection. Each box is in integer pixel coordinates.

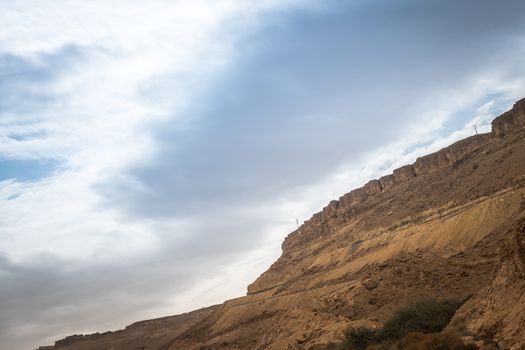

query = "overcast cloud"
[{"left": 1, "top": 1, "right": 525, "bottom": 349}]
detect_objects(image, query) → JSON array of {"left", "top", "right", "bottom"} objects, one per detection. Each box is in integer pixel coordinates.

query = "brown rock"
[
  {"left": 414, "top": 152, "right": 441, "bottom": 175},
  {"left": 364, "top": 180, "right": 382, "bottom": 195},
  {"left": 349, "top": 187, "right": 367, "bottom": 205},
  {"left": 393, "top": 165, "right": 416, "bottom": 183},
  {"left": 379, "top": 174, "right": 396, "bottom": 191},
  {"left": 363, "top": 280, "right": 379, "bottom": 290},
  {"left": 492, "top": 97, "right": 525, "bottom": 136}
]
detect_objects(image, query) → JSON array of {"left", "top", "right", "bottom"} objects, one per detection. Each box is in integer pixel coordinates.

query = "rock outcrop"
[
  {"left": 266, "top": 98, "right": 525, "bottom": 259},
  {"left": 38, "top": 98, "right": 525, "bottom": 350},
  {"left": 492, "top": 97, "right": 525, "bottom": 136},
  {"left": 306, "top": 130, "right": 491, "bottom": 222}
]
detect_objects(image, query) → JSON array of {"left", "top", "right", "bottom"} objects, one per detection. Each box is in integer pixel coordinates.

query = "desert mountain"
[{"left": 38, "top": 98, "right": 525, "bottom": 350}]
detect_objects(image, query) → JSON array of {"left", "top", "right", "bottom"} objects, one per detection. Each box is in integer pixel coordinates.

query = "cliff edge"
[{"left": 39, "top": 98, "right": 525, "bottom": 350}]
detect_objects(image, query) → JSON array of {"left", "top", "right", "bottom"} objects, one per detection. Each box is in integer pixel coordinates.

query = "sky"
[{"left": 1, "top": 1, "right": 525, "bottom": 349}]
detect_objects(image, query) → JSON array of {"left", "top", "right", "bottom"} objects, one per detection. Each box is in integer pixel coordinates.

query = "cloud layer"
[{"left": 1, "top": 1, "right": 525, "bottom": 349}]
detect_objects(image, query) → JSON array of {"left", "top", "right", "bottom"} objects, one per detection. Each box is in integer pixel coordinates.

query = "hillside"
[
  {"left": 38, "top": 98, "right": 525, "bottom": 350},
  {"left": 36, "top": 306, "right": 217, "bottom": 350}
]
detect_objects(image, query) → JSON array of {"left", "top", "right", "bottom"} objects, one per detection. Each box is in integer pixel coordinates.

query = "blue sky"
[{"left": 1, "top": 1, "right": 525, "bottom": 349}]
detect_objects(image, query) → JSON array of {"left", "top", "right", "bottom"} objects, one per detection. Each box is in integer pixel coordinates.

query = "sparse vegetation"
[
  {"left": 341, "top": 298, "right": 468, "bottom": 350},
  {"left": 377, "top": 298, "right": 465, "bottom": 341}
]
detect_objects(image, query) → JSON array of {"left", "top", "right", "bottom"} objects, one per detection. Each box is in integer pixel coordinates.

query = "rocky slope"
[
  {"left": 36, "top": 306, "right": 217, "bottom": 350},
  {"left": 38, "top": 98, "right": 525, "bottom": 350}
]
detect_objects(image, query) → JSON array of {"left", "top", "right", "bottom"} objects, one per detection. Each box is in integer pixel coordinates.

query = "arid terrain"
[{"left": 38, "top": 98, "right": 525, "bottom": 350}]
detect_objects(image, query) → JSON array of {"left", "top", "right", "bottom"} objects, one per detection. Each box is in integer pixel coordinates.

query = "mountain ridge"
[{"left": 38, "top": 97, "right": 525, "bottom": 350}]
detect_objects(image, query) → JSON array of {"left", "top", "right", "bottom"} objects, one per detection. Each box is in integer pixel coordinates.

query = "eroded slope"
[{"left": 36, "top": 306, "right": 217, "bottom": 350}]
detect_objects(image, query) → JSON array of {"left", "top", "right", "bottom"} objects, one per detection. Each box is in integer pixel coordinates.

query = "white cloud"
[
  {"left": 1, "top": 1, "right": 525, "bottom": 349},
  {"left": 0, "top": 3, "right": 329, "bottom": 346},
  {"left": 0, "top": 0, "right": 317, "bottom": 263}
]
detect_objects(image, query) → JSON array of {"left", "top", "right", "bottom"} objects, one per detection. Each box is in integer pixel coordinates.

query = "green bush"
[
  {"left": 376, "top": 298, "right": 465, "bottom": 341},
  {"left": 341, "top": 298, "right": 467, "bottom": 350}
]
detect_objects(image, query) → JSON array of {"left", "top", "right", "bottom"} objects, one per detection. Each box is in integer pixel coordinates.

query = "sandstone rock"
[
  {"left": 349, "top": 187, "right": 367, "bottom": 205},
  {"left": 414, "top": 152, "right": 442, "bottom": 175},
  {"left": 339, "top": 192, "right": 353, "bottom": 207},
  {"left": 492, "top": 97, "right": 525, "bottom": 136},
  {"left": 364, "top": 180, "right": 382, "bottom": 195},
  {"left": 379, "top": 174, "right": 396, "bottom": 191},
  {"left": 393, "top": 165, "right": 416, "bottom": 183},
  {"left": 493, "top": 110, "right": 517, "bottom": 137}
]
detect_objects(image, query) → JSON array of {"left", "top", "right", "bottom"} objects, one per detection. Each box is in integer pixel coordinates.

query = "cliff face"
[
  {"left": 39, "top": 98, "right": 525, "bottom": 350},
  {"left": 248, "top": 98, "right": 525, "bottom": 296},
  {"left": 492, "top": 98, "right": 525, "bottom": 136}
]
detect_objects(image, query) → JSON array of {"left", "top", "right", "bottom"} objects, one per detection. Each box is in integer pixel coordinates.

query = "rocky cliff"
[{"left": 38, "top": 98, "right": 525, "bottom": 350}]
